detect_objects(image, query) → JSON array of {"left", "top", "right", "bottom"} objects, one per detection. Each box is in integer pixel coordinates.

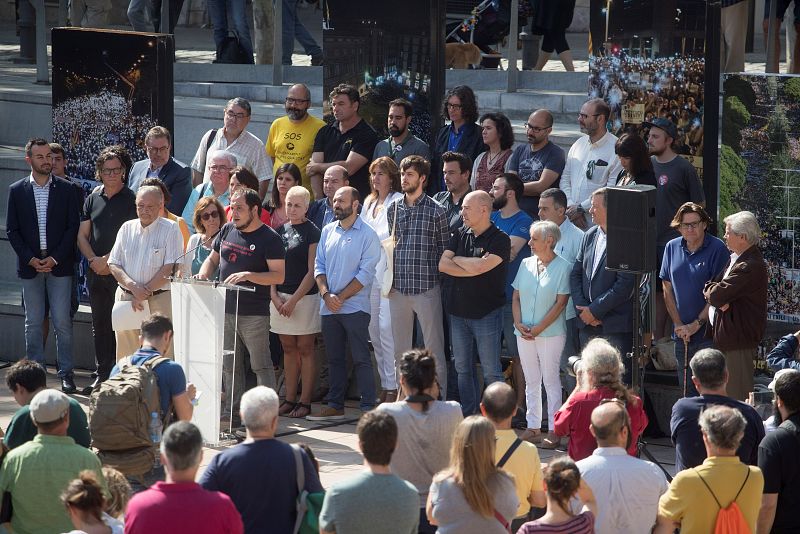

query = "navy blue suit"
[{"left": 128, "top": 157, "right": 193, "bottom": 215}]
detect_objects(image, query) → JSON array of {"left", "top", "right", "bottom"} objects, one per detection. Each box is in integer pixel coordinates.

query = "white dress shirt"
[
  {"left": 191, "top": 128, "right": 273, "bottom": 184},
  {"left": 108, "top": 217, "right": 184, "bottom": 285},
  {"left": 561, "top": 131, "right": 622, "bottom": 210},
  {"left": 360, "top": 191, "right": 404, "bottom": 283},
  {"left": 573, "top": 447, "right": 668, "bottom": 534}
]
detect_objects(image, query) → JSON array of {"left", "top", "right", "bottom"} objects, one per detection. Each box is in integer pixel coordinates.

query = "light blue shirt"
[
  {"left": 181, "top": 183, "right": 231, "bottom": 233},
  {"left": 315, "top": 216, "right": 380, "bottom": 316},
  {"left": 512, "top": 254, "right": 572, "bottom": 337},
  {"left": 556, "top": 217, "right": 584, "bottom": 320}
]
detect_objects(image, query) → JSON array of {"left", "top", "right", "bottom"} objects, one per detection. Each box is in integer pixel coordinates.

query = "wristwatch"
[{"left": 321, "top": 290, "right": 329, "bottom": 299}]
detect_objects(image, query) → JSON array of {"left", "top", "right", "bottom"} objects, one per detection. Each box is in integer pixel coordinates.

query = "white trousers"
[
  {"left": 369, "top": 282, "right": 396, "bottom": 389},
  {"left": 517, "top": 334, "right": 565, "bottom": 430}
]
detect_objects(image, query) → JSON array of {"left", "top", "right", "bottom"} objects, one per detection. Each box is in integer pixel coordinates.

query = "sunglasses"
[{"left": 201, "top": 211, "right": 220, "bottom": 221}]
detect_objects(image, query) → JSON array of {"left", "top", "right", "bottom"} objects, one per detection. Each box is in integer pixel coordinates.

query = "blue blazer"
[
  {"left": 569, "top": 225, "right": 635, "bottom": 334},
  {"left": 6, "top": 175, "right": 80, "bottom": 279},
  {"left": 128, "top": 157, "right": 193, "bottom": 215}
]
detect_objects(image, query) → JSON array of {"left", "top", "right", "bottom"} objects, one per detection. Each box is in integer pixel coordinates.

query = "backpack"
[
  {"left": 89, "top": 355, "right": 170, "bottom": 476},
  {"left": 292, "top": 444, "right": 325, "bottom": 534},
  {"left": 694, "top": 467, "right": 753, "bottom": 534}
]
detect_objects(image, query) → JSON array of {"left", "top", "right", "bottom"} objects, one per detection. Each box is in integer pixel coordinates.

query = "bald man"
[
  {"left": 108, "top": 186, "right": 184, "bottom": 359},
  {"left": 574, "top": 402, "right": 668, "bottom": 534},
  {"left": 439, "top": 190, "right": 511, "bottom": 416},
  {"left": 307, "top": 165, "right": 350, "bottom": 230}
]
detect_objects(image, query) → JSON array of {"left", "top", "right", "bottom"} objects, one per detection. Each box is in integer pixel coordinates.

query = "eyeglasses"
[
  {"left": 101, "top": 167, "right": 124, "bottom": 176},
  {"left": 146, "top": 146, "right": 170, "bottom": 154},
  {"left": 285, "top": 97, "right": 310, "bottom": 105},
  {"left": 201, "top": 211, "right": 220, "bottom": 221},
  {"left": 525, "top": 123, "right": 550, "bottom": 133},
  {"left": 578, "top": 113, "right": 601, "bottom": 120},
  {"left": 225, "top": 110, "right": 249, "bottom": 120},
  {"left": 446, "top": 102, "right": 463, "bottom": 110},
  {"left": 585, "top": 160, "right": 596, "bottom": 180},
  {"left": 679, "top": 221, "right": 703, "bottom": 230},
  {"left": 209, "top": 165, "right": 231, "bottom": 172}
]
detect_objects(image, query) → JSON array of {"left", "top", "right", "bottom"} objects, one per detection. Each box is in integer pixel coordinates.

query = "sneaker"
[{"left": 306, "top": 406, "right": 345, "bottom": 421}]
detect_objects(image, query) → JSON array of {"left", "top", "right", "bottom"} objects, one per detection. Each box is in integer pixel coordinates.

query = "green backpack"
[{"left": 291, "top": 444, "right": 325, "bottom": 534}]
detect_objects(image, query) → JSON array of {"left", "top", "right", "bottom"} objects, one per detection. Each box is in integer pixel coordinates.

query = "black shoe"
[
  {"left": 61, "top": 376, "right": 77, "bottom": 394},
  {"left": 82, "top": 376, "right": 103, "bottom": 395},
  {"left": 311, "top": 55, "right": 323, "bottom": 66}
]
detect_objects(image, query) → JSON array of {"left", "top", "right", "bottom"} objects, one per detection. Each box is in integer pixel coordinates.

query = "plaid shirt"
[{"left": 387, "top": 194, "right": 449, "bottom": 295}]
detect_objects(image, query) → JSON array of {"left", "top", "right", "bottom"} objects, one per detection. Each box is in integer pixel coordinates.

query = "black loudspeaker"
[{"left": 606, "top": 185, "right": 657, "bottom": 272}]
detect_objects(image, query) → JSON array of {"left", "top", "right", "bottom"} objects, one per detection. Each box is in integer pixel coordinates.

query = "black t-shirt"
[
  {"left": 444, "top": 223, "right": 510, "bottom": 319},
  {"left": 312, "top": 119, "right": 379, "bottom": 200},
  {"left": 82, "top": 186, "right": 138, "bottom": 256},
  {"left": 652, "top": 155, "right": 705, "bottom": 246},
  {"left": 276, "top": 220, "right": 321, "bottom": 295},
  {"left": 758, "top": 414, "right": 800, "bottom": 533},
  {"left": 214, "top": 222, "right": 285, "bottom": 315},
  {"left": 670, "top": 394, "right": 766, "bottom": 471}
]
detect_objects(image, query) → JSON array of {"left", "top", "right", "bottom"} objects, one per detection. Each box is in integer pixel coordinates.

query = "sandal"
[
  {"left": 279, "top": 400, "right": 297, "bottom": 416},
  {"left": 539, "top": 432, "right": 560, "bottom": 450},
  {"left": 289, "top": 403, "right": 312, "bottom": 419}
]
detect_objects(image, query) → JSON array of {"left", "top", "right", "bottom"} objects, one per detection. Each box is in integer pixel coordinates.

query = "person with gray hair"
[
  {"left": 182, "top": 150, "right": 235, "bottom": 233},
  {"left": 655, "top": 405, "right": 764, "bottom": 534},
  {"left": 553, "top": 338, "right": 648, "bottom": 460},
  {"left": 511, "top": 220, "right": 571, "bottom": 447},
  {"left": 125, "top": 422, "right": 244, "bottom": 534},
  {"left": 704, "top": 210, "right": 768, "bottom": 402},
  {"left": 200, "top": 386, "right": 322, "bottom": 532},
  {"left": 191, "top": 97, "right": 272, "bottom": 198},
  {"left": 128, "top": 126, "right": 192, "bottom": 215},
  {"left": 669, "top": 348, "right": 765, "bottom": 472}
]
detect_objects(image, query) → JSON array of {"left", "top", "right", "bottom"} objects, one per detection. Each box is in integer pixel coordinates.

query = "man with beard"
[
  {"left": 490, "top": 173, "right": 533, "bottom": 414},
  {"left": 307, "top": 84, "right": 379, "bottom": 200},
  {"left": 561, "top": 99, "right": 621, "bottom": 229},
  {"left": 507, "top": 109, "right": 565, "bottom": 219},
  {"left": 266, "top": 84, "right": 325, "bottom": 195},
  {"left": 372, "top": 98, "right": 430, "bottom": 165},
  {"left": 308, "top": 186, "right": 380, "bottom": 420},
  {"left": 197, "top": 188, "right": 285, "bottom": 423},
  {"left": 433, "top": 151, "right": 472, "bottom": 239},
  {"left": 7, "top": 138, "right": 80, "bottom": 393}
]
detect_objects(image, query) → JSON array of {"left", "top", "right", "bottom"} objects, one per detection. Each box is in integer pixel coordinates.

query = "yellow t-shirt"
[
  {"left": 494, "top": 428, "right": 544, "bottom": 519},
  {"left": 266, "top": 114, "right": 325, "bottom": 192},
  {"left": 658, "top": 456, "right": 763, "bottom": 534}
]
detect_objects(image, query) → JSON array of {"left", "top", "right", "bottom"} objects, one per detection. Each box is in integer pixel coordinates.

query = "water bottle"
[{"left": 149, "top": 412, "right": 162, "bottom": 468}]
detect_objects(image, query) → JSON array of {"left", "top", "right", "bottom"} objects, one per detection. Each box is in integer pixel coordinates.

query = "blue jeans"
[
  {"left": 559, "top": 317, "right": 580, "bottom": 392},
  {"left": 450, "top": 307, "right": 504, "bottom": 416},
  {"left": 21, "top": 273, "right": 73, "bottom": 377},
  {"left": 502, "top": 301, "right": 518, "bottom": 358},
  {"left": 321, "top": 311, "right": 375, "bottom": 411},
  {"left": 207, "top": 0, "right": 254, "bottom": 57},
  {"left": 281, "top": 0, "right": 322, "bottom": 64},
  {"left": 675, "top": 338, "right": 711, "bottom": 397}
]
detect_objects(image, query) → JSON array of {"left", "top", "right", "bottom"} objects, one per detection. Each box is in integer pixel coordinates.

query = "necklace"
[{"left": 486, "top": 150, "right": 503, "bottom": 168}]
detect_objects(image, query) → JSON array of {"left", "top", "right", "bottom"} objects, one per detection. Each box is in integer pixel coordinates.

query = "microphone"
[{"left": 170, "top": 228, "right": 221, "bottom": 279}]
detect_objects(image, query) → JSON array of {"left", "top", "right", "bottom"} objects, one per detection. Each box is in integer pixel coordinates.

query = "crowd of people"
[{"left": 6, "top": 81, "right": 800, "bottom": 533}]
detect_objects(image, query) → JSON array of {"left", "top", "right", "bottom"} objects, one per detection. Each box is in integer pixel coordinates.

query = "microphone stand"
[{"left": 170, "top": 228, "right": 221, "bottom": 279}]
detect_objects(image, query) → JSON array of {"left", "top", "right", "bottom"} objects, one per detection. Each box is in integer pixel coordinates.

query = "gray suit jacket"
[{"left": 129, "top": 157, "right": 192, "bottom": 215}]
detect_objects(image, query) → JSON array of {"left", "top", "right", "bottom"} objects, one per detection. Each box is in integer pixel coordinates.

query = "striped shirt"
[
  {"left": 108, "top": 217, "right": 184, "bottom": 285},
  {"left": 191, "top": 128, "right": 273, "bottom": 184},
  {"left": 517, "top": 511, "right": 595, "bottom": 533},
  {"left": 29, "top": 175, "right": 51, "bottom": 251},
  {"left": 387, "top": 194, "right": 449, "bottom": 295}
]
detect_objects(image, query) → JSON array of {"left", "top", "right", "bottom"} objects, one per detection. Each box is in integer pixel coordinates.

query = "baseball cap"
[
  {"left": 29, "top": 389, "right": 70, "bottom": 424},
  {"left": 643, "top": 118, "right": 678, "bottom": 141},
  {"left": 768, "top": 368, "right": 796, "bottom": 391}
]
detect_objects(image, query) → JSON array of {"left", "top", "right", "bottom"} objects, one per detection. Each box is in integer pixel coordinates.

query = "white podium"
[{"left": 170, "top": 278, "right": 254, "bottom": 446}]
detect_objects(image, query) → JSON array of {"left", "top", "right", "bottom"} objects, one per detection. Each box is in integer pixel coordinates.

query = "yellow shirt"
[
  {"left": 266, "top": 114, "right": 325, "bottom": 192},
  {"left": 658, "top": 456, "right": 763, "bottom": 534},
  {"left": 494, "top": 428, "right": 544, "bottom": 518}
]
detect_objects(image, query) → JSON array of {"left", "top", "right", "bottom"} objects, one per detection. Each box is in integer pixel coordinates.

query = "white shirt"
[
  {"left": 191, "top": 128, "right": 273, "bottom": 184},
  {"left": 29, "top": 174, "right": 51, "bottom": 251},
  {"left": 561, "top": 131, "right": 622, "bottom": 210},
  {"left": 709, "top": 251, "right": 740, "bottom": 326},
  {"left": 360, "top": 191, "right": 403, "bottom": 285},
  {"left": 574, "top": 447, "right": 668, "bottom": 534},
  {"left": 108, "top": 217, "right": 184, "bottom": 285},
  {"left": 557, "top": 217, "right": 584, "bottom": 320}
]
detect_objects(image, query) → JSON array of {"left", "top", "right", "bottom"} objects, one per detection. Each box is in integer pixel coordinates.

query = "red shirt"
[
  {"left": 125, "top": 481, "right": 243, "bottom": 534},
  {"left": 553, "top": 387, "right": 648, "bottom": 461}
]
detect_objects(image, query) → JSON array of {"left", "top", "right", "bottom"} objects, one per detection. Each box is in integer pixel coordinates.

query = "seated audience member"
[
  {"left": 4, "top": 359, "right": 90, "bottom": 449},
  {"left": 320, "top": 411, "right": 419, "bottom": 534},
  {"left": 185, "top": 197, "right": 226, "bottom": 277},
  {"left": 480, "top": 383, "right": 546, "bottom": 532},
  {"left": 62, "top": 470, "right": 124, "bottom": 534},
  {"left": 553, "top": 338, "right": 647, "bottom": 461},
  {"left": 376, "top": 349, "right": 463, "bottom": 534},
  {"left": 140, "top": 177, "right": 191, "bottom": 248},
  {"left": 576, "top": 402, "right": 668, "bottom": 534},
  {"left": 757, "top": 370, "right": 800, "bottom": 534},
  {"left": 226, "top": 166, "right": 271, "bottom": 225},
  {"left": 765, "top": 328, "right": 800, "bottom": 371},
  {"left": 102, "top": 466, "right": 132, "bottom": 521},
  {"left": 200, "top": 386, "right": 322, "bottom": 533},
  {"left": 516, "top": 457, "right": 597, "bottom": 533},
  {"left": 655, "top": 405, "right": 764, "bottom": 534},
  {"left": 125, "top": 422, "right": 243, "bottom": 534},
  {"left": 670, "top": 349, "right": 765, "bottom": 471},
  {"left": 427, "top": 416, "right": 519, "bottom": 534},
  {"left": 0, "top": 390, "right": 105, "bottom": 534}
]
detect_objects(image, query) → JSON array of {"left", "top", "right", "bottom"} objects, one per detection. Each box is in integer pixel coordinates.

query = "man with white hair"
[
  {"left": 108, "top": 186, "right": 183, "bottom": 359},
  {"left": 182, "top": 150, "right": 235, "bottom": 233},
  {"left": 200, "top": 387, "right": 322, "bottom": 533},
  {"left": 704, "top": 210, "right": 768, "bottom": 401},
  {"left": 126, "top": 422, "right": 243, "bottom": 534}
]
